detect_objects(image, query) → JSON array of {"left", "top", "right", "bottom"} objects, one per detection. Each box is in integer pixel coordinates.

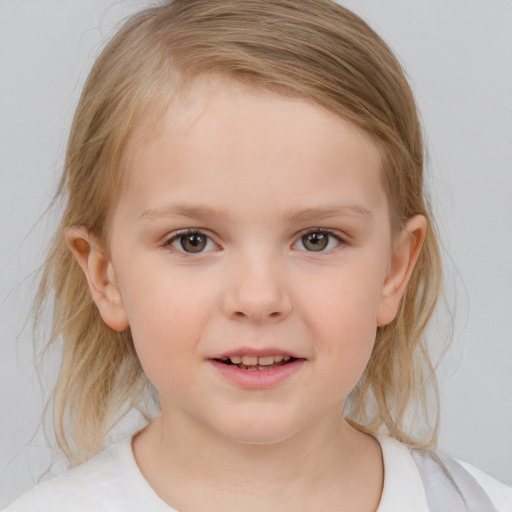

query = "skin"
[{"left": 67, "top": 77, "right": 426, "bottom": 511}]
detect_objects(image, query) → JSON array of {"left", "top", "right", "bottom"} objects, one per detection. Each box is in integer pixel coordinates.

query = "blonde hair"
[{"left": 38, "top": 0, "right": 443, "bottom": 464}]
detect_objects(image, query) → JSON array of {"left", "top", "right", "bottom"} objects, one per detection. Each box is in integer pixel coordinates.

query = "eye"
[
  {"left": 166, "top": 231, "right": 217, "bottom": 254},
  {"left": 294, "top": 230, "right": 342, "bottom": 252}
]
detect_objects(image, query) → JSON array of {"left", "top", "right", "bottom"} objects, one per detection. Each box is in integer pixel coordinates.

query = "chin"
[{"left": 209, "top": 411, "right": 303, "bottom": 446}]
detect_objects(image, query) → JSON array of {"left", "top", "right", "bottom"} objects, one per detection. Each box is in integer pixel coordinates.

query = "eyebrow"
[
  {"left": 140, "top": 202, "right": 372, "bottom": 223},
  {"left": 140, "top": 204, "right": 232, "bottom": 222},
  {"left": 282, "top": 204, "right": 372, "bottom": 223}
]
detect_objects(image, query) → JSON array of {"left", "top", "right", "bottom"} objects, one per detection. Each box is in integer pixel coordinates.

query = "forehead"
[
  {"left": 128, "top": 74, "right": 382, "bottom": 161},
  {"left": 119, "top": 77, "right": 386, "bottom": 222}
]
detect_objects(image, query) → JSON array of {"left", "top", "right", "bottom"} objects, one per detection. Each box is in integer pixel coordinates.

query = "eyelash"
[
  {"left": 164, "top": 229, "right": 219, "bottom": 255},
  {"left": 163, "top": 228, "right": 345, "bottom": 255},
  {"left": 294, "top": 228, "right": 344, "bottom": 253}
]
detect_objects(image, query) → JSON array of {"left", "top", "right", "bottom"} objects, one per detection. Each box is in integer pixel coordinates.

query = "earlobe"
[
  {"left": 64, "top": 227, "right": 129, "bottom": 331},
  {"left": 376, "top": 215, "right": 427, "bottom": 327}
]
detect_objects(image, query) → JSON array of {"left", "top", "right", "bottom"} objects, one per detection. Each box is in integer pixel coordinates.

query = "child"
[{"left": 5, "top": 0, "right": 512, "bottom": 510}]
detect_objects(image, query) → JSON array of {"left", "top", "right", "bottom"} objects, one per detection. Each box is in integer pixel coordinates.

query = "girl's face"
[{"left": 92, "top": 78, "right": 422, "bottom": 444}]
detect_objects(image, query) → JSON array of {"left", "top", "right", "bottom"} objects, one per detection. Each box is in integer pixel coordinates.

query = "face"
[{"left": 87, "top": 79, "right": 418, "bottom": 445}]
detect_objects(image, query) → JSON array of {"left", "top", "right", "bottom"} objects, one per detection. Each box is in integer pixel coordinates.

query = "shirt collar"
[{"left": 377, "top": 435, "right": 430, "bottom": 512}]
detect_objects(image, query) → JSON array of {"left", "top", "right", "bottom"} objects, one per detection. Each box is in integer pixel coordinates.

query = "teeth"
[
  {"left": 241, "top": 355, "right": 258, "bottom": 366},
  {"left": 226, "top": 355, "right": 293, "bottom": 366}
]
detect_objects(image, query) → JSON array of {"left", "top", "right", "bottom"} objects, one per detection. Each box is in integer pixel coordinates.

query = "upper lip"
[{"left": 211, "top": 347, "right": 303, "bottom": 359}]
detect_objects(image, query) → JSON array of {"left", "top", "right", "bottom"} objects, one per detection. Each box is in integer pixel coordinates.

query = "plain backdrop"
[{"left": 1, "top": 0, "right": 511, "bottom": 507}]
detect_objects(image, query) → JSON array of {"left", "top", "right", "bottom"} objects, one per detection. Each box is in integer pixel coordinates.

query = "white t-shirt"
[{"left": 5, "top": 435, "right": 512, "bottom": 511}]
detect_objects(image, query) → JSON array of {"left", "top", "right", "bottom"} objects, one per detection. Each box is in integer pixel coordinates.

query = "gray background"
[{"left": 1, "top": 0, "right": 511, "bottom": 507}]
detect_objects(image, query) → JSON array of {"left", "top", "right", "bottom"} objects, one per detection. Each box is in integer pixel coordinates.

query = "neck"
[{"left": 133, "top": 404, "right": 383, "bottom": 512}]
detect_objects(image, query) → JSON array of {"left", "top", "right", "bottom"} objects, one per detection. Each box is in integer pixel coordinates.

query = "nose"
[{"left": 221, "top": 255, "right": 293, "bottom": 323}]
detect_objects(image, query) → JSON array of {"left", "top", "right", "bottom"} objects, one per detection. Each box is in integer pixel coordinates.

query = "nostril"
[{"left": 232, "top": 310, "right": 282, "bottom": 320}]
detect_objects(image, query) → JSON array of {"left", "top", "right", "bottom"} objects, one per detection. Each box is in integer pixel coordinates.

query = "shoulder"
[
  {"left": 4, "top": 440, "right": 128, "bottom": 512},
  {"left": 377, "top": 435, "right": 512, "bottom": 512},
  {"left": 459, "top": 459, "right": 512, "bottom": 512},
  {"left": 4, "top": 436, "right": 174, "bottom": 512}
]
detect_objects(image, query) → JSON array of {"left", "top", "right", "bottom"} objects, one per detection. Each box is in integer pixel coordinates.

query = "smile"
[
  {"left": 216, "top": 355, "right": 295, "bottom": 370},
  {"left": 210, "top": 351, "right": 305, "bottom": 389}
]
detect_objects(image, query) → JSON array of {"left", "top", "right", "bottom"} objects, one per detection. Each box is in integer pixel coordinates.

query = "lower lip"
[{"left": 209, "top": 359, "right": 305, "bottom": 389}]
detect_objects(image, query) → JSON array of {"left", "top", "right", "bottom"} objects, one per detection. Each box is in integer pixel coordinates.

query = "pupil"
[
  {"left": 181, "top": 233, "right": 207, "bottom": 253},
  {"left": 303, "top": 232, "right": 328, "bottom": 251}
]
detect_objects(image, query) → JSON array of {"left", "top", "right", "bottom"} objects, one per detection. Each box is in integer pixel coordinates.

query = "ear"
[
  {"left": 376, "top": 215, "right": 427, "bottom": 327},
  {"left": 64, "top": 227, "right": 129, "bottom": 331}
]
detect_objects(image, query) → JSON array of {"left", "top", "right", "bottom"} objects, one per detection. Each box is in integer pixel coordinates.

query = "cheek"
[
  {"left": 301, "top": 266, "right": 385, "bottom": 336},
  {"left": 117, "top": 266, "right": 219, "bottom": 381},
  {"left": 296, "top": 263, "right": 385, "bottom": 380},
  {"left": 120, "top": 260, "right": 214, "bottom": 326}
]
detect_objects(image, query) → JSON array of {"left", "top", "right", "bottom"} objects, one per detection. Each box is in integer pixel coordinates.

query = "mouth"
[
  {"left": 210, "top": 351, "right": 305, "bottom": 388},
  {"left": 214, "top": 354, "right": 298, "bottom": 370}
]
